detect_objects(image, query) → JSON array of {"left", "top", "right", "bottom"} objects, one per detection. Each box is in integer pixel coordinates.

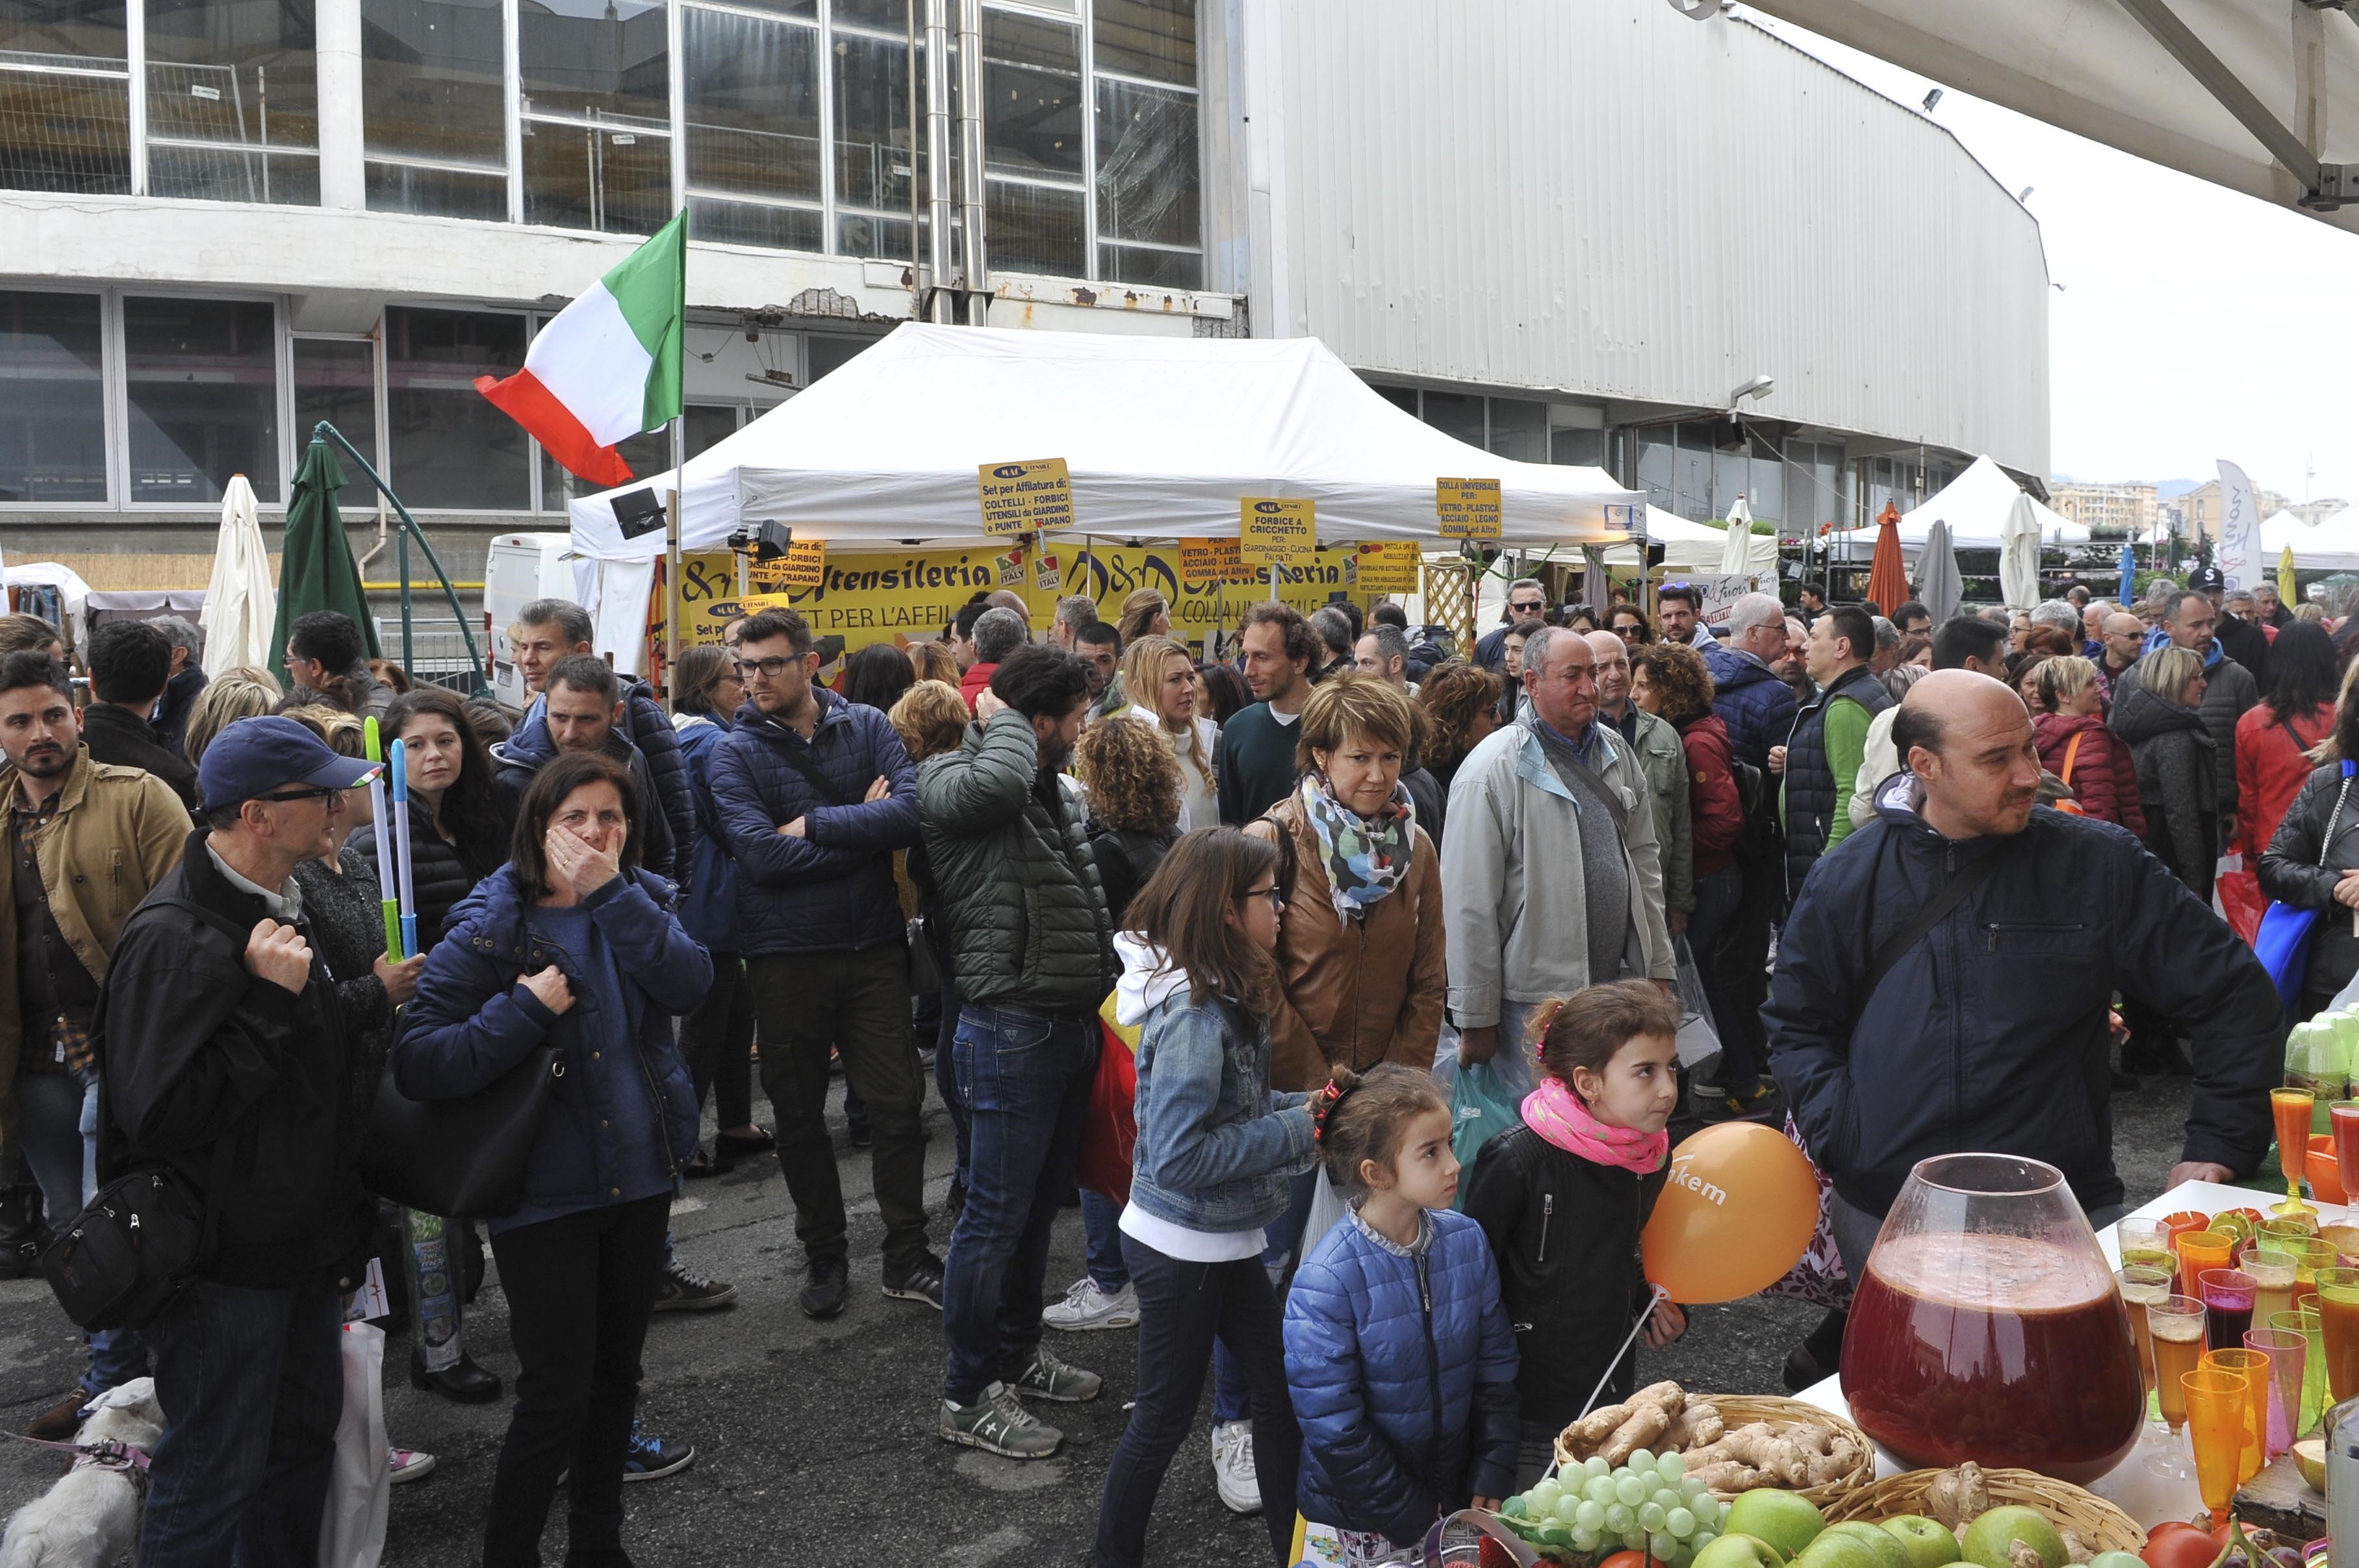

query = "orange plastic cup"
[
  {"left": 2184, "top": 1365, "right": 2251, "bottom": 1526},
  {"left": 2179, "top": 1230, "right": 2236, "bottom": 1298},
  {"left": 2206, "top": 1347, "right": 2270, "bottom": 1482}
]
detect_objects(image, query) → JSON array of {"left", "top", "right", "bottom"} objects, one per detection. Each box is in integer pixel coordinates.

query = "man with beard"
[
  {"left": 1217, "top": 601, "right": 1318, "bottom": 824},
  {"left": 0, "top": 651, "right": 188, "bottom": 1437},
  {"left": 921, "top": 645, "right": 1116, "bottom": 1459}
]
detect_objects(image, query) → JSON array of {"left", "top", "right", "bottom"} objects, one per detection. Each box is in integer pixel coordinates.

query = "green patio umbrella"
[{"left": 270, "top": 436, "right": 382, "bottom": 689}]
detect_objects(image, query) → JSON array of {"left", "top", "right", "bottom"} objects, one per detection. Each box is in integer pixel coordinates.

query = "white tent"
[
  {"left": 2260, "top": 508, "right": 2359, "bottom": 572},
  {"left": 568, "top": 323, "right": 1644, "bottom": 559},
  {"left": 1826, "top": 456, "right": 2089, "bottom": 555},
  {"left": 1741, "top": 1, "right": 2359, "bottom": 235},
  {"left": 1605, "top": 508, "right": 1779, "bottom": 574}
]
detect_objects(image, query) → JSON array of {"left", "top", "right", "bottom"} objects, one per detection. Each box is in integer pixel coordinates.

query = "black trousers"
[
  {"left": 482, "top": 1195, "right": 670, "bottom": 1568},
  {"left": 746, "top": 944, "right": 931, "bottom": 1273},
  {"left": 1092, "top": 1235, "right": 1300, "bottom": 1568},
  {"left": 680, "top": 952, "right": 754, "bottom": 1132}
]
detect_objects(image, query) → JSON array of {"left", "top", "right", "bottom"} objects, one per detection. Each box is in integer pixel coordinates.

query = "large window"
[
  {"left": 361, "top": 0, "right": 507, "bottom": 218},
  {"left": 831, "top": 24, "right": 929, "bottom": 261},
  {"left": 683, "top": 4, "right": 821, "bottom": 251},
  {"left": 0, "top": 0, "right": 134, "bottom": 194},
  {"left": 0, "top": 291, "right": 108, "bottom": 503},
  {"left": 292, "top": 335, "right": 377, "bottom": 505},
  {"left": 517, "top": 0, "right": 670, "bottom": 233},
  {"left": 123, "top": 295, "right": 280, "bottom": 503},
  {"left": 385, "top": 305, "right": 529, "bottom": 510},
  {"left": 144, "top": 0, "right": 319, "bottom": 204},
  {"left": 1093, "top": 0, "right": 1195, "bottom": 285},
  {"left": 983, "top": 6, "right": 1082, "bottom": 276}
]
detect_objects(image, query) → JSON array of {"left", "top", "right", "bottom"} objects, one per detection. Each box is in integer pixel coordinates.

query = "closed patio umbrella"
[
  {"left": 1720, "top": 497, "right": 1758, "bottom": 580},
  {"left": 270, "top": 438, "right": 381, "bottom": 689},
  {"left": 1919, "top": 517, "right": 1963, "bottom": 625},
  {"left": 1867, "top": 501, "right": 1909, "bottom": 614},
  {"left": 1999, "top": 491, "right": 2043, "bottom": 612},
  {"left": 201, "top": 474, "right": 277, "bottom": 677}
]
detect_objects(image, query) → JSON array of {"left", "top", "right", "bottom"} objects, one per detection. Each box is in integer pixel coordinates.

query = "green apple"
[
  {"left": 1880, "top": 1515, "right": 1964, "bottom": 1568},
  {"left": 1724, "top": 1491, "right": 1829, "bottom": 1562},
  {"left": 1694, "top": 1534, "right": 1792, "bottom": 1568},
  {"left": 2090, "top": 1554, "right": 2145, "bottom": 1568},
  {"left": 1794, "top": 1531, "right": 1893, "bottom": 1568},
  {"left": 1826, "top": 1523, "right": 1916, "bottom": 1568},
  {"left": 1961, "top": 1507, "right": 2068, "bottom": 1568}
]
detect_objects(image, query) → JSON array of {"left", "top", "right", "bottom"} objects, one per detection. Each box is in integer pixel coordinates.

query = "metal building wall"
[{"left": 1266, "top": 0, "right": 2051, "bottom": 474}]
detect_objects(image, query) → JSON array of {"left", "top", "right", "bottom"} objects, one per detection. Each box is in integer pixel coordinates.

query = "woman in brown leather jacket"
[{"left": 1245, "top": 674, "right": 1448, "bottom": 1094}]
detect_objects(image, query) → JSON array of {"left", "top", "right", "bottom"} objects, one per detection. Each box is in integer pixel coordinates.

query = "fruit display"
[
  {"left": 1553, "top": 1382, "right": 1867, "bottom": 1498},
  {"left": 1496, "top": 1448, "right": 1733, "bottom": 1565}
]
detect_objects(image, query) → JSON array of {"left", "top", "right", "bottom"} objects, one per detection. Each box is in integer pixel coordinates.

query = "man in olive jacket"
[{"left": 919, "top": 645, "right": 1116, "bottom": 1461}]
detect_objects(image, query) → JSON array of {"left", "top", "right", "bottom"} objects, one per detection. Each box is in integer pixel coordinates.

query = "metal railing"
[{"left": 311, "top": 422, "right": 492, "bottom": 698}]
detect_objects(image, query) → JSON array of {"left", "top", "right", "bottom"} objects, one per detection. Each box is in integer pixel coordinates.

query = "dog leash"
[{"left": 0, "top": 1429, "right": 153, "bottom": 1497}]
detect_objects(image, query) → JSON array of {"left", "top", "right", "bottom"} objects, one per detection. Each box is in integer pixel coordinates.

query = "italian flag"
[{"left": 476, "top": 211, "right": 685, "bottom": 488}]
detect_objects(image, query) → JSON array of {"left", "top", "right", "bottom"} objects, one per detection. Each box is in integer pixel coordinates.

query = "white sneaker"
[
  {"left": 1211, "top": 1419, "right": 1260, "bottom": 1515},
  {"left": 1041, "top": 1276, "right": 1141, "bottom": 1332}
]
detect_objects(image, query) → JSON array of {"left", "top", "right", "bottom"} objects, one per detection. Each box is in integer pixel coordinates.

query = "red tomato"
[
  {"left": 2142, "top": 1522, "right": 2223, "bottom": 1568},
  {"left": 1601, "top": 1553, "right": 1659, "bottom": 1568}
]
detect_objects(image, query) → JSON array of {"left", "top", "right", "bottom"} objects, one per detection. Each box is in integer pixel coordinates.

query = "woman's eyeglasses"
[{"left": 1239, "top": 884, "right": 1283, "bottom": 909}]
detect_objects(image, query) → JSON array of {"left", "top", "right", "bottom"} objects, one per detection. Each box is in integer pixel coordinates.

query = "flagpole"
[{"left": 664, "top": 204, "right": 687, "bottom": 707}]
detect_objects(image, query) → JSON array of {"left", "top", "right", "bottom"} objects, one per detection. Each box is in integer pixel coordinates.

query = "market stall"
[
  {"left": 561, "top": 323, "right": 1646, "bottom": 671},
  {"left": 1825, "top": 458, "right": 2091, "bottom": 557},
  {"left": 2260, "top": 510, "right": 2359, "bottom": 574}
]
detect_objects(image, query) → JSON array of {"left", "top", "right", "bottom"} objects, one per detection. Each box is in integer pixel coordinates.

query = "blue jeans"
[
  {"left": 18, "top": 1069, "right": 146, "bottom": 1395},
  {"left": 1082, "top": 1189, "right": 1128, "bottom": 1293},
  {"left": 140, "top": 1274, "right": 342, "bottom": 1568},
  {"left": 1210, "top": 1167, "right": 1321, "bottom": 1423},
  {"left": 941, "top": 1003, "right": 1098, "bottom": 1406}
]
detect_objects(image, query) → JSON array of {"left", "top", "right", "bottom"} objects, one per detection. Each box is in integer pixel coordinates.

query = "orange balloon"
[{"left": 1641, "top": 1121, "right": 1820, "bottom": 1304}]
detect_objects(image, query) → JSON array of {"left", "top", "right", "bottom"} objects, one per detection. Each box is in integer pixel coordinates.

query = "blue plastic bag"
[{"left": 1448, "top": 1059, "right": 1525, "bottom": 1209}]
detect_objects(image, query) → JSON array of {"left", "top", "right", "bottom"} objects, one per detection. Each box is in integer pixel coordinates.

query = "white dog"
[{"left": 0, "top": 1378, "right": 163, "bottom": 1568}]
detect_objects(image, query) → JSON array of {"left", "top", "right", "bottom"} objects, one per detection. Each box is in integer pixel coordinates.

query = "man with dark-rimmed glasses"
[{"left": 708, "top": 607, "right": 938, "bottom": 1322}]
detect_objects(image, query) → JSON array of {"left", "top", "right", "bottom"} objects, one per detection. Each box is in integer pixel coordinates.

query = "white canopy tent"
[
  {"left": 568, "top": 324, "right": 1645, "bottom": 668},
  {"left": 1605, "top": 508, "right": 1779, "bottom": 574},
  {"left": 1741, "top": 0, "right": 2359, "bottom": 231},
  {"left": 1826, "top": 455, "right": 2089, "bottom": 555},
  {"left": 2260, "top": 507, "right": 2359, "bottom": 572}
]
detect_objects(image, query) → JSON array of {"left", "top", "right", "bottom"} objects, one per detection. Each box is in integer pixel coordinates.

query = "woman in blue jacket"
[
  {"left": 671, "top": 644, "right": 771, "bottom": 1175},
  {"left": 1093, "top": 828, "right": 1318, "bottom": 1568},
  {"left": 1286, "top": 1064, "right": 1519, "bottom": 1558},
  {"left": 394, "top": 750, "right": 711, "bottom": 1568}
]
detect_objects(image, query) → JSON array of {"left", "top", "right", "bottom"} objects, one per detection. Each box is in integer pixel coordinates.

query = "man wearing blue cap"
[{"left": 96, "top": 714, "right": 383, "bottom": 1565}]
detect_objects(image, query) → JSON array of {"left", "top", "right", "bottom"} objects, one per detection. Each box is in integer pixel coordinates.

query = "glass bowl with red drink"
[{"left": 1841, "top": 1153, "right": 2146, "bottom": 1485}]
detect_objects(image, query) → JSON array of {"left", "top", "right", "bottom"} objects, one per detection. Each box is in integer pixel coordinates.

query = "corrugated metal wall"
[{"left": 1269, "top": 0, "right": 2050, "bottom": 474}]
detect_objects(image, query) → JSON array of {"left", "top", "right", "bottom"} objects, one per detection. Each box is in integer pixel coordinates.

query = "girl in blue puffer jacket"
[{"left": 1286, "top": 1064, "right": 1520, "bottom": 1563}]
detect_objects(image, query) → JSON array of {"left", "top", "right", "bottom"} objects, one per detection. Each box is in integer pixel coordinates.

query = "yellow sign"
[
  {"left": 1355, "top": 541, "right": 1422, "bottom": 596},
  {"left": 976, "top": 458, "right": 1074, "bottom": 536},
  {"left": 1178, "top": 537, "right": 1260, "bottom": 585},
  {"left": 759, "top": 538, "right": 827, "bottom": 590},
  {"left": 1240, "top": 498, "right": 1315, "bottom": 568},
  {"left": 1436, "top": 477, "right": 1502, "bottom": 540}
]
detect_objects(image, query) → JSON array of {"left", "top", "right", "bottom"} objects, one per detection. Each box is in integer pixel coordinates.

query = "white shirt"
[{"left": 1119, "top": 1201, "right": 1267, "bottom": 1263}]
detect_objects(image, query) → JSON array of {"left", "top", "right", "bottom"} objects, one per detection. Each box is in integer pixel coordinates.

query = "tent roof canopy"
[
  {"left": 1742, "top": 0, "right": 2359, "bottom": 232},
  {"left": 567, "top": 323, "right": 1645, "bottom": 560},
  {"left": 2262, "top": 507, "right": 2359, "bottom": 571},
  {"left": 1829, "top": 455, "right": 2089, "bottom": 552}
]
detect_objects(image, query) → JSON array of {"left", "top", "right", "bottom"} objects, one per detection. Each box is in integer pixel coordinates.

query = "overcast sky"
[{"left": 1741, "top": 8, "right": 2359, "bottom": 504}]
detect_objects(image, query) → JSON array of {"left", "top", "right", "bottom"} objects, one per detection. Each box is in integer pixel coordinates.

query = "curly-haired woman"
[{"left": 1415, "top": 661, "right": 1503, "bottom": 798}]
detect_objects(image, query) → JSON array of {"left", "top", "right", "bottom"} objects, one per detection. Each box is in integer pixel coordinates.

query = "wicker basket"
[
  {"left": 1822, "top": 1467, "right": 2147, "bottom": 1553},
  {"left": 1553, "top": 1393, "right": 1875, "bottom": 1508}
]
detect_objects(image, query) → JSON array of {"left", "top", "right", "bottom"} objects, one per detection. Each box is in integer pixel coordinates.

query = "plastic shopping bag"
[
  {"left": 318, "top": 1322, "right": 389, "bottom": 1568},
  {"left": 1447, "top": 1060, "right": 1525, "bottom": 1209},
  {"left": 1670, "top": 935, "right": 1720, "bottom": 1068}
]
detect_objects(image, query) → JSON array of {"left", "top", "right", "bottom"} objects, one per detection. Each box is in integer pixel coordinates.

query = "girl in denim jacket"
[{"left": 1091, "top": 828, "right": 1318, "bottom": 1568}]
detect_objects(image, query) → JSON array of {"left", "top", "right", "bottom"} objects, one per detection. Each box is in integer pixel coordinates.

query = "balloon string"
[{"left": 1547, "top": 1283, "right": 1672, "bottom": 1482}]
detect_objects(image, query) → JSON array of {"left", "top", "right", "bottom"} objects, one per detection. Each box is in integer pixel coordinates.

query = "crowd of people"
[{"left": 0, "top": 559, "right": 2314, "bottom": 1567}]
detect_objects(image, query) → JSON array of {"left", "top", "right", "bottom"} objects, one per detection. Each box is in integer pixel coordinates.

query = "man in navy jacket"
[
  {"left": 1766, "top": 670, "right": 2282, "bottom": 1278},
  {"left": 708, "top": 607, "right": 938, "bottom": 1320}
]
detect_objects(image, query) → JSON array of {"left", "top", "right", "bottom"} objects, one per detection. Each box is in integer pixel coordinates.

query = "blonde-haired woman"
[
  {"left": 1117, "top": 589, "right": 1170, "bottom": 646},
  {"left": 1119, "top": 635, "right": 1220, "bottom": 831},
  {"left": 181, "top": 665, "right": 282, "bottom": 765},
  {"left": 2115, "top": 644, "right": 2218, "bottom": 897}
]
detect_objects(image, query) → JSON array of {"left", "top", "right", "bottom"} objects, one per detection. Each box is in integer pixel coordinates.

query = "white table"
[{"left": 1792, "top": 1180, "right": 2345, "bottom": 1530}]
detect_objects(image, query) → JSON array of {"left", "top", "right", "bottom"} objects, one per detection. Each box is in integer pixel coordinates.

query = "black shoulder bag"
[
  {"left": 44, "top": 896, "right": 251, "bottom": 1331},
  {"left": 1850, "top": 848, "right": 2006, "bottom": 1022}
]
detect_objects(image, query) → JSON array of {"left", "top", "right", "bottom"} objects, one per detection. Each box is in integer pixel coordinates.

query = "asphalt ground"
[{"left": 0, "top": 1059, "right": 2198, "bottom": 1567}]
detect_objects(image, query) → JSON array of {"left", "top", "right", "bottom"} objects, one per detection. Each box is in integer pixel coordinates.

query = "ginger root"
[
  {"left": 2008, "top": 1543, "right": 2045, "bottom": 1568},
  {"left": 1687, "top": 1460, "right": 1766, "bottom": 1493},
  {"left": 1600, "top": 1399, "right": 1678, "bottom": 1467},
  {"left": 2059, "top": 1531, "right": 2094, "bottom": 1567},
  {"left": 1662, "top": 1402, "right": 1725, "bottom": 1451},
  {"left": 1683, "top": 1422, "right": 1857, "bottom": 1489},
  {"left": 1560, "top": 1381, "right": 1687, "bottom": 1463},
  {"left": 1925, "top": 1462, "right": 1991, "bottom": 1530}
]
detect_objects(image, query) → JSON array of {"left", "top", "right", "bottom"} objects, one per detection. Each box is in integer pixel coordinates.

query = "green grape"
[
  {"left": 1653, "top": 1488, "right": 1681, "bottom": 1511},
  {"left": 1639, "top": 1502, "right": 1667, "bottom": 1532},
  {"left": 1572, "top": 1530, "right": 1601, "bottom": 1556},
  {"left": 1624, "top": 1530, "right": 1650, "bottom": 1554},
  {"left": 1656, "top": 1451, "right": 1687, "bottom": 1481},
  {"left": 1667, "top": 1507, "right": 1696, "bottom": 1539},
  {"left": 1627, "top": 1448, "right": 1655, "bottom": 1473},
  {"left": 1501, "top": 1495, "right": 1527, "bottom": 1519},
  {"left": 1614, "top": 1473, "right": 1648, "bottom": 1507},
  {"left": 1605, "top": 1503, "right": 1635, "bottom": 1534},
  {"left": 1529, "top": 1480, "right": 1561, "bottom": 1513},
  {"left": 1587, "top": 1475, "right": 1618, "bottom": 1506},
  {"left": 1575, "top": 1500, "right": 1606, "bottom": 1533},
  {"left": 1678, "top": 1476, "right": 1711, "bottom": 1502},
  {"left": 1651, "top": 1532, "right": 1679, "bottom": 1561},
  {"left": 1585, "top": 1455, "right": 1613, "bottom": 1480}
]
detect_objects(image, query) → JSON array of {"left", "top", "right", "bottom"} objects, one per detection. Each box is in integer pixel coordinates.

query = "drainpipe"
[
  {"left": 957, "top": 0, "right": 988, "bottom": 324},
  {"left": 924, "top": 0, "right": 955, "bottom": 323}
]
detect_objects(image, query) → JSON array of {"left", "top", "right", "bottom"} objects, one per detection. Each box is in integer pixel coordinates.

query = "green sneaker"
[
  {"left": 941, "top": 1382, "right": 1063, "bottom": 1459},
  {"left": 1010, "top": 1345, "right": 1102, "bottom": 1403}
]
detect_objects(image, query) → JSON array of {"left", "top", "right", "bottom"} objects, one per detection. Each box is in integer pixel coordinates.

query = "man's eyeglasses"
[
  {"left": 733, "top": 656, "right": 801, "bottom": 679},
  {"left": 253, "top": 787, "right": 346, "bottom": 806},
  {"left": 1509, "top": 601, "right": 1544, "bottom": 616}
]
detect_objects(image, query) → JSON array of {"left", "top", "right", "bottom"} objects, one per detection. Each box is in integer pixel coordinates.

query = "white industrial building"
[{"left": 0, "top": 0, "right": 2049, "bottom": 583}]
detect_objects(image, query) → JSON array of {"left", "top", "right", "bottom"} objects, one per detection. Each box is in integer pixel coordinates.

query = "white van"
[{"left": 483, "top": 533, "right": 578, "bottom": 709}]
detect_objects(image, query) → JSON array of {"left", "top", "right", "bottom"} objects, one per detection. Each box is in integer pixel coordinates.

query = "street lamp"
[{"left": 1729, "top": 374, "right": 1775, "bottom": 408}]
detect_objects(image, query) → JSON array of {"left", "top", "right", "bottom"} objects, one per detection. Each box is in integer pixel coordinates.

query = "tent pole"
[
  {"left": 398, "top": 505, "right": 414, "bottom": 672},
  {"left": 666, "top": 414, "right": 683, "bottom": 705}
]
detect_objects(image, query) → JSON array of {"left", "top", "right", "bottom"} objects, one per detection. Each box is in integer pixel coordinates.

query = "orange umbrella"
[{"left": 1867, "top": 499, "right": 1909, "bottom": 614}]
